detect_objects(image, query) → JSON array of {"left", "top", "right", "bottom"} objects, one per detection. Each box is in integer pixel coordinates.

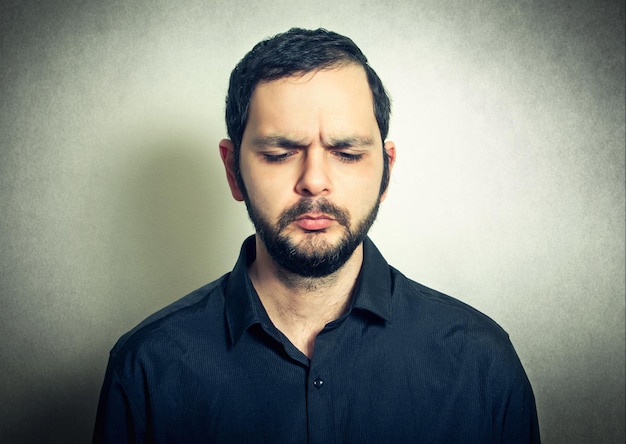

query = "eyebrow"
[
  {"left": 250, "top": 135, "right": 375, "bottom": 149},
  {"left": 250, "top": 135, "right": 309, "bottom": 149},
  {"left": 324, "top": 136, "right": 375, "bottom": 148}
]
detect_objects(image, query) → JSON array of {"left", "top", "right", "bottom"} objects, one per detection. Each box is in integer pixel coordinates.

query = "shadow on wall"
[
  {"left": 537, "top": 343, "right": 626, "bottom": 443},
  {"left": 107, "top": 129, "right": 246, "bottom": 317},
  {"left": 3, "top": 129, "right": 246, "bottom": 443},
  {"left": 6, "top": 372, "right": 100, "bottom": 444}
]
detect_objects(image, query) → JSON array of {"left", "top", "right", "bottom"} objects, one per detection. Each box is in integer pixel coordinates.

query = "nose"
[{"left": 295, "top": 149, "right": 332, "bottom": 197}]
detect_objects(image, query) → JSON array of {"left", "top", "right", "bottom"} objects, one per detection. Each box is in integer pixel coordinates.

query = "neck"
[{"left": 248, "top": 237, "right": 363, "bottom": 358}]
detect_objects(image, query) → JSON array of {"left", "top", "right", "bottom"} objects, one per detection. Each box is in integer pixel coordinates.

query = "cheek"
[
  {"left": 338, "top": 175, "right": 383, "bottom": 219},
  {"left": 346, "top": 163, "right": 384, "bottom": 196},
  {"left": 240, "top": 168, "right": 290, "bottom": 217}
]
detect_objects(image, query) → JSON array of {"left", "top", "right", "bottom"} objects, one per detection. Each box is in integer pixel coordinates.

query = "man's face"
[{"left": 227, "top": 64, "right": 394, "bottom": 277}]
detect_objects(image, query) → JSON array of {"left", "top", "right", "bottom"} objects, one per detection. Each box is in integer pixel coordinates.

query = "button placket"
[{"left": 306, "top": 320, "right": 347, "bottom": 443}]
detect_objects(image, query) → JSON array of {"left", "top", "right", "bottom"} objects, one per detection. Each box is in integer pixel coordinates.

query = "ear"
[
  {"left": 219, "top": 139, "right": 245, "bottom": 202},
  {"left": 380, "top": 140, "right": 397, "bottom": 203}
]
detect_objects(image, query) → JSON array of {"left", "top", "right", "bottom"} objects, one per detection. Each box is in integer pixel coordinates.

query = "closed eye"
[
  {"left": 262, "top": 152, "right": 295, "bottom": 163},
  {"left": 334, "top": 151, "right": 364, "bottom": 163}
]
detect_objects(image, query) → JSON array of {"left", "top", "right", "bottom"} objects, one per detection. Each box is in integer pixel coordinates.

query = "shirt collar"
[
  {"left": 225, "top": 235, "right": 393, "bottom": 346},
  {"left": 224, "top": 236, "right": 264, "bottom": 346},
  {"left": 351, "top": 237, "right": 393, "bottom": 322}
]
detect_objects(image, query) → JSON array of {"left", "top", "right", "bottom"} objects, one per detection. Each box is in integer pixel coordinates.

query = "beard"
[{"left": 243, "top": 196, "right": 380, "bottom": 278}]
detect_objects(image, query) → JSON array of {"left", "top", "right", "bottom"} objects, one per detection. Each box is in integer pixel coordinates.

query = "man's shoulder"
[
  {"left": 389, "top": 267, "right": 511, "bottom": 343},
  {"left": 109, "top": 274, "right": 229, "bottom": 359}
]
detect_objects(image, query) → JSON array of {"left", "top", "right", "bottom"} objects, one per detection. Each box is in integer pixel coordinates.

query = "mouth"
[{"left": 294, "top": 213, "right": 335, "bottom": 231}]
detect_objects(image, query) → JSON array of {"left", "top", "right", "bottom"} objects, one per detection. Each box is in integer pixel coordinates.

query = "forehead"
[{"left": 244, "top": 65, "right": 378, "bottom": 140}]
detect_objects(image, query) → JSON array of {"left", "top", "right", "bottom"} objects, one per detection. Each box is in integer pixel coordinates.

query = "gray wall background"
[{"left": 1, "top": 0, "right": 624, "bottom": 442}]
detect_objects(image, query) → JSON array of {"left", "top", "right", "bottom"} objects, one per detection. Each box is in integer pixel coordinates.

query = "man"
[{"left": 94, "top": 28, "right": 540, "bottom": 443}]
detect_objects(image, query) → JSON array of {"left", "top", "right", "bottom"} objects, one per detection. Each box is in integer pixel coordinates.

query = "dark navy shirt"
[{"left": 94, "top": 236, "right": 540, "bottom": 443}]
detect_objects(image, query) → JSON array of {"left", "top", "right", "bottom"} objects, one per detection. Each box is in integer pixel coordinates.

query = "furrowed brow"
[
  {"left": 325, "top": 136, "right": 375, "bottom": 149},
  {"left": 251, "top": 135, "right": 309, "bottom": 149}
]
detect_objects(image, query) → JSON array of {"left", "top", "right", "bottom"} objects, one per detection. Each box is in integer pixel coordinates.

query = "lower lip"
[{"left": 295, "top": 218, "right": 334, "bottom": 231}]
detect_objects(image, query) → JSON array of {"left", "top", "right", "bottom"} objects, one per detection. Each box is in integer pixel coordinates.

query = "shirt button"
[{"left": 313, "top": 377, "right": 324, "bottom": 389}]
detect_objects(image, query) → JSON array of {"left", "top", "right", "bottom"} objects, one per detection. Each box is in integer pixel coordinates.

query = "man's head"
[
  {"left": 225, "top": 28, "right": 392, "bottom": 195},
  {"left": 220, "top": 28, "right": 395, "bottom": 278}
]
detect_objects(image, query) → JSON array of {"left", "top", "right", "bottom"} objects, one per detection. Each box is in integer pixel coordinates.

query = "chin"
[{"left": 292, "top": 229, "right": 342, "bottom": 249}]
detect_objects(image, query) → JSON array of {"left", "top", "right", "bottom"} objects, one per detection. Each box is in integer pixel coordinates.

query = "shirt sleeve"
[
  {"left": 92, "top": 356, "right": 146, "bottom": 444},
  {"left": 493, "top": 342, "right": 541, "bottom": 443}
]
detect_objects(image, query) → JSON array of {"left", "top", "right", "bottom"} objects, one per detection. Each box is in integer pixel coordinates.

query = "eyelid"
[
  {"left": 333, "top": 150, "right": 364, "bottom": 163},
  {"left": 261, "top": 150, "right": 296, "bottom": 163}
]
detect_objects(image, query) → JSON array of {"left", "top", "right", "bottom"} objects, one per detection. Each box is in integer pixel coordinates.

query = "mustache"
[{"left": 277, "top": 198, "right": 350, "bottom": 230}]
